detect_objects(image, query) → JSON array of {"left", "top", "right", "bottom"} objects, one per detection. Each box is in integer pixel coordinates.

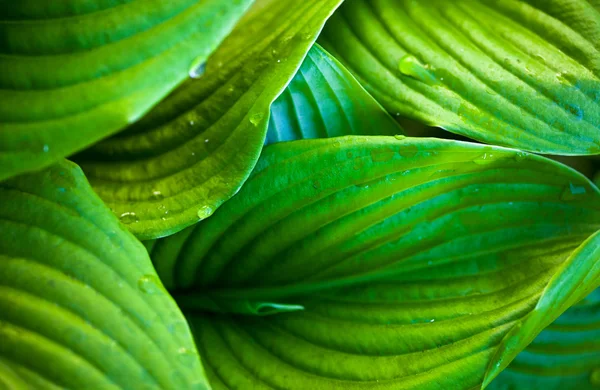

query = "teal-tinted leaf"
[
  {"left": 320, "top": 0, "right": 600, "bottom": 155},
  {"left": 0, "top": 161, "right": 207, "bottom": 389},
  {"left": 266, "top": 43, "right": 402, "bottom": 144},
  {"left": 75, "top": 0, "right": 344, "bottom": 240},
  {"left": 487, "top": 232, "right": 600, "bottom": 389},
  {"left": 151, "top": 136, "right": 600, "bottom": 388},
  {"left": 0, "top": 0, "right": 253, "bottom": 182}
]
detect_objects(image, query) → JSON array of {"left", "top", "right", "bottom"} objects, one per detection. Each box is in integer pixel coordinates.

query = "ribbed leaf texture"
[
  {"left": 0, "top": 161, "right": 207, "bottom": 389},
  {"left": 0, "top": 0, "right": 253, "bottom": 181},
  {"left": 320, "top": 0, "right": 600, "bottom": 155},
  {"left": 75, "top": 0, "right": 344, "bottom": 240},
  {"left": 149, "top": 136, "right": 600, "bottom": 389}
]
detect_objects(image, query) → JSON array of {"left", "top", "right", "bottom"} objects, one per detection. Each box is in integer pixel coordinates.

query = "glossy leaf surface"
[
  {"left": 0, "top": 0, "right": 253, "bottom": 181},
  {"left": 149, "top": 136, "right": 600, "bottom": 389},
  {"left": 0, "top": 161, "right": 207, "bottom": 389},
  {"left": 266, "top": 44, "right": 401, "bottom": 144},
  {"left": 76, "top": 0, "right": 344, "bottom": 240},
  {"left": 320, "top": 0, "right": 600, "bottom": 155}
]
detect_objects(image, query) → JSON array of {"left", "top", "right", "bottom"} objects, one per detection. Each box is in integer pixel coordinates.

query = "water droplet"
[
  {"left": 353, "top": 158, "right": 366, "bottom": 171},
  {"left": 473, "top": 153, "right": 495, "bottom": 165},
  {"left": 43, "top": 144, "right": 49, "bottom": 153},
  {"left": 590, "top": 369, "right": 600, "bottom": 386},
  {"left": 204, "top": 138, "right": 209, "bottom": 143},
  {"left": 137, "top": 275, "right": 162, "bottom": 295},
  {"left": 271, "top": 49, "right": 278, "bottom": 56},
  {"left": 276, "top": 59, "right": 281, "bottom": 63},
  {"left": 312, "top": 180, "right": 321, "bottom": 189},
  {"left": 191, "top": 152, "right": 196, "bottom": 156},
  {"left": 398, "top": 54, "right": 437, "bottom": 85},
  {"left": 398, "top": 145, "right": 419, "bottom": 158},
  {"left": 150, "top": 190, "right": 164, "bottom": 201},
  {"left": 370, "top": 148, "right": 395, "bottom": 163},
  {"left": 394, "top": 134, "right": 407, "bottom": 140},
  {"left": 189, "top": 120, "right": 195, "bottom": 126},
  {"left": 249, "top": 112, "right": 264, "bottom": 126},
  {"left": 430, "top": 319, "right": 435, "bottom": 323},
  {"left": 188, "top": 57, "right": 206, "bottom": 79},
  {"left": 197, "top": 205, "right": 214, "bottom": 220},
  {"left": 514, "top": 152, "right": 528, "bottom": 162},
  {"left": 119, "top": 212, "right": 139, "bottom": 224}
]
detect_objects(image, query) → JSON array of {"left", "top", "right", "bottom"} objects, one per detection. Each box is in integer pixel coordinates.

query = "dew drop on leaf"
[
  {"left": 398, "top": 54, "right": 437, "bottom": 85},
  {"left": 473, "top": 152, "right": 495, "bottom": 165},
  {"left": 119, "top": 212, "right": 139, "bottom": 224},
  {"left": 43, "top": 144, "right": 49, "bottom": 153},
  {"left": 197, "top": 205, "right": 214, "bottom": 220},
  {"left": 188, "top": 58, "right": 206, "bottom": 79},
  {"left": 394, "top": 134, "right": 407, "bottom": 140},
  {"left": 150, "top": 190, "right": 164, "bottom": 201},
  {"left": 249, "top": 112, "right": 264, "bottom": 126},
  {"left": 137, "top": 274, "right": 162, "bottom": 295}
]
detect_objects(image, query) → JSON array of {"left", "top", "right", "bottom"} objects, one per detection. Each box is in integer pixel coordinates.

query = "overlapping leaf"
[
  {"left": 320, "top": 0, "right": 600, "bottom": 155},
  {"left": 0, "top": 0, "right": 253, "bottom": 181},
  {"left": 149, "top": 136, "right": 600, "bottom": 389},
  {"left": 266, "top": 44, "right": 401, "bottom": 144},
  {"left": 75, "top": 0, "right": 344, "bottom": 240},
  {"left": 490, "top": 236, "right": 600, "bottom": 389},
  {"left": 0, "top": 161, "right": 207, "bottom": 389}
]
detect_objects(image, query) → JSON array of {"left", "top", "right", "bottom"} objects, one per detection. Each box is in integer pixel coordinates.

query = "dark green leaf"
[
  {"left": 266, "top": 43, "right": 402, "bottom": 144},
  {"left": 151, "top": 136, "right": 600, "bottom": 389},
  {"left": 320, "top": 0, "right": 600, "bottom": 155},
  {"left": 0, "top": 161, "right": 207, "bottom": 389},
  {"left": 75, "top": 0, "right": 344, "bottom": 240},
  {"left": 0, "top": 0, "right": 253, "bottom": 181}
]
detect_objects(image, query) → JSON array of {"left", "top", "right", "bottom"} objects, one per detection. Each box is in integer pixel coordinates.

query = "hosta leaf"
[
  {"left": 0, "top": 0, "right": 253, "bottom": 182},
  {"left": 150, "top": 136, "right": 600, "bottom": 389},
  {"left": 0, "top": 161, "right": 207, "bottom": 389},
  {"left": 489, "top": 237, "right": 600, "bottom": 389},
  {"left": 266, "top": 43, "right": 401, "bottom": 144},
  {"left": 75, "top": 0, "right": 344, "bottom": 240},
  {"left": 320, "top": 0, "right": 600, "bottom": 155}
]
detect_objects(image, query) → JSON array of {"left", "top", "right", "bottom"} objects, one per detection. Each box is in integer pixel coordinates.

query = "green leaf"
[
  {"left": 150, "top": 136, "right": 600, "bottom": 388},
  {"left": 75, "top": 0, "right": 344, "bottom": 240},
  {"left": 0, "top": 0, "right": 253, "bottom": 182},
  {"left": 319, "top": 0, "right": 600, "bottom": 155},
  {"left": 487, "top": 233, "right": 600, "bottom": 389},
  {"left": 0, "top": 161, "right": 208, "bottom": 389},
  {"left": 266, "top": 43, "right": 402, "bottom": 144}
]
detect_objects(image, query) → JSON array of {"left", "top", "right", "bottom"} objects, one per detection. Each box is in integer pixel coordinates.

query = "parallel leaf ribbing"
[
  {"left": 0, "top": 161, "right": 207, "bottom": 389},
  {"left": 266, "top": 44, "right": 401, "bottom": 144},
  {"left": 319, "top": 0, "right": 600, "bottom": 155},
  {"left": 0, "top": 0, "right": 253, "bottom": 181},
  {"left": 75, "top": 0, "right": 344, "bottom": 240},
  {"left": 149, "top": 136, "right": 600, "bottom": 389}
]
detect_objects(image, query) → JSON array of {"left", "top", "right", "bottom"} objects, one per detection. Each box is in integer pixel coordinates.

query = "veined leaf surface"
[
  {"left": 0, "top": 0, "right": 253, "bottom": 181},
  {"left": 320, "top": 0, "right": 600, "bottom": 155},
  {"left": 149, "top": 136, "right": 600, "bottom": 389},
  {"left": 0, "top": 161, "right": 207, "bottom": 389},
  {"left": 490, "top": 234, "right": 600, "bottom": 390},
  {"left": 266, "top": 44, "right": 402, "bottom": 144},
  {"left": 76, "top": 0, "right": 344, "bottom": 240}
]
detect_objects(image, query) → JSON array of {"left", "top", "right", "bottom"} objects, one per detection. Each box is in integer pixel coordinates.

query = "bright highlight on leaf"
[
  {"left": 0, "top": 0, "right": 254, "bottom": 182},
  {"left": 320, "top": 0, "right": 600, "bottom": 155},
  {"left": 0, "top": 161, "right": 207, "bottom": 389},
  {"left": 149, "top": 136, "right": 600, "bottom": 389},
  {"left": 74, "top": 0, "right": 344, "bottom": 240}
]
